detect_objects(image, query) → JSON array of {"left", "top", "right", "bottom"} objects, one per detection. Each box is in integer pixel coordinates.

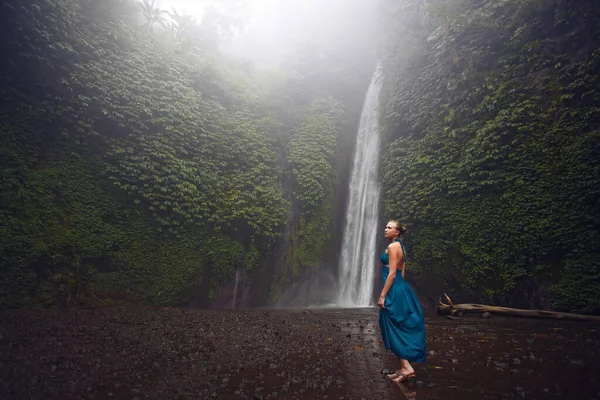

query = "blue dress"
[{"left": 379, "top": 239, "right": 426, "bottom": 362}]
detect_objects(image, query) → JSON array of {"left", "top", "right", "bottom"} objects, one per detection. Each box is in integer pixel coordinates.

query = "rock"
[
  {"left": 514, "top": 386, "right": 525, "bottom": 398},
  {"left": 0, "top": 305, "right": 595, "bottom": 400}
]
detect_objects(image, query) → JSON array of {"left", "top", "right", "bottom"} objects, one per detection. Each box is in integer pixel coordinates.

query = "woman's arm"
[
  {"left": 399, "top": 246, "right": 405, "bottom": 279},
  {"left": 379, "top": 244, "right": 400, "bottom": 301}
]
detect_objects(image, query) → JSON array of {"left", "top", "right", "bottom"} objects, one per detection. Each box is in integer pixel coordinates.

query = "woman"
[{"left": 378, "top": 220, "right": 426, "bottom": 383}]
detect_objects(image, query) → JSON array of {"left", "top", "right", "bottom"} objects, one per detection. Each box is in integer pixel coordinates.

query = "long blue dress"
[{"left": 379, "top": 239, "right": 426, "bottom": 362}]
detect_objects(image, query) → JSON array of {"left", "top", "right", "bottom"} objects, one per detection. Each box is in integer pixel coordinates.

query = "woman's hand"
[{"left": 378, "top": 296, "right": 385, "bottom": 309}]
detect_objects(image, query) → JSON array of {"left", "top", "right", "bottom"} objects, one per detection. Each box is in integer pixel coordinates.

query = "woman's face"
[{"left": 384, "top": 221, "right": 399, "bottom": 239}]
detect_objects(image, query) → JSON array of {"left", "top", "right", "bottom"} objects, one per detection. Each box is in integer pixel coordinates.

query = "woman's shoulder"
[{"left": 387, "top": 241, "right": 401, "bottom": 250}]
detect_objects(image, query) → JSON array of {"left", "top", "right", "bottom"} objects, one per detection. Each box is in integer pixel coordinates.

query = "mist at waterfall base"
[{"left": 274, "top": 69, "right": 383, "bottom": 309}]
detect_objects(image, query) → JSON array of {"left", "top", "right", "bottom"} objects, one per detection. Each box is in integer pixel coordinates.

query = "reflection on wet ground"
[
  {"left": 1, "top": 306, "right": 597, "bottom": 399},
  {"left": 227, "top": 308, "right": 599, "bottom": 400}
]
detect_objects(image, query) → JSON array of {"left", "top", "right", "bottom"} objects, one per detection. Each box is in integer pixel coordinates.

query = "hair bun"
[{"left": 401, "top": 226, "right": 408, "bottom": 234}]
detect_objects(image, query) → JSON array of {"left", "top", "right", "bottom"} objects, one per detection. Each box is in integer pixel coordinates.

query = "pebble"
[{"left": 1, "top": 307, "right": 597, "bottom": 400}]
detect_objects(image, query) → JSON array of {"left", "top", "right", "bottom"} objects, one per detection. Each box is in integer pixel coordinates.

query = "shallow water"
[
  {"left": 0, "top": 306, "right": 598, "bottom": 400},
  {"left": 227, "top": 308, "right": 599, "bottom": 400}
]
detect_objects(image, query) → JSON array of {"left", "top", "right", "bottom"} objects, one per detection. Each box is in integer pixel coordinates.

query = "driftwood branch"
[
  {"left": 444, "top": 293, "right": 454, "bottom": 307},
  {"left": 437, "top": 293, "right": 600, "bottom": 322},
  {"left": 90, "top": 291, "right": 107, "bottom": 306}
]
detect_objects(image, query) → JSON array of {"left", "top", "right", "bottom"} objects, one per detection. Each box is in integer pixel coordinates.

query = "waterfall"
[
  {"left": 232, "top": 267, "right": 241, "bottom": 308},
  {"left": 336, "top": 68, "right": 383, "bottom": 307}
]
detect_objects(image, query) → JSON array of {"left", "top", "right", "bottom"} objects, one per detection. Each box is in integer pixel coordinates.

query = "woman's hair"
[{"left": 390, "top": 220, "right": 408, "bottom": 235}]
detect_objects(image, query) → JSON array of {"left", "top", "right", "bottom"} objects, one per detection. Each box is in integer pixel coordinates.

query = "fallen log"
[{"left": 437, "top": 293, "right": 600, "bottom": 322}]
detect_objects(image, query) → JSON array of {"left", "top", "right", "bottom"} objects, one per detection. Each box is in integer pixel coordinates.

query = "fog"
[{"left": 158, "top": 0, "right": 383, "bottom": 68}]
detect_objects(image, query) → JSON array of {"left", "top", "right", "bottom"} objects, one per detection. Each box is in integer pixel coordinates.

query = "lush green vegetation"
[
  {"left": 0, "top": 0, "right": 374, "bottom": 308},
  {"left": 289, "top": 98, "right": 344, "bottom": 267},
  {"left": 2, "top": 0, "right": 598, "bottom": 313},
  {"left": 379, "top": 0, "right": 600, "bottom": 312}
]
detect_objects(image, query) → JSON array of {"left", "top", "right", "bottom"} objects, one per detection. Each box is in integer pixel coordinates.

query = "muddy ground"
[{"left": 0, "top": 307, "right": 598, "bottom": 399}]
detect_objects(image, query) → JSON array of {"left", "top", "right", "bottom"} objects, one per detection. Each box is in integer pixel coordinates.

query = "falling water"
[
  {"left": 232, "top": 267, "right": 241, "bottom": 308},
  {"left": 337, "top": 68, "right": 383, "bottom": 307}
]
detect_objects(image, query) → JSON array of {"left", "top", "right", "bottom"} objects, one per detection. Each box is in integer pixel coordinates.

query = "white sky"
[
  {"left": 152, "top": 0, "right": 379, "bottom": 67},
  {"left": 157, "top": 0, "right": 273, "bottom": 25}
]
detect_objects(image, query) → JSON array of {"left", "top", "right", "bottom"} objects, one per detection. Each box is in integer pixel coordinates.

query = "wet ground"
[{"left": 0, "top": 307, "right": 598, "bottom": 400}]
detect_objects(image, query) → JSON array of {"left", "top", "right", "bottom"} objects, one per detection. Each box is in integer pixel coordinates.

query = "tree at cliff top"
[{"left": 379, "top": 0, "right": 600, "bottom": 312}]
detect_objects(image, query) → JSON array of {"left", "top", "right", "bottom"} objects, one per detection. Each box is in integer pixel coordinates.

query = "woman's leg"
[
  {"left": 389, "top": 359, "right": 416, "bottom": 383},
  {"left": 387, "top": 358, "right": 415, "bottom": 381},
  {"left": 400, "top": 359, "right": 415, "bottom": 375}
]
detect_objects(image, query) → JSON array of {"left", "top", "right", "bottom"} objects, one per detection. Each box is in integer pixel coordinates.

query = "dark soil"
[{"left": 0, "top": 307, "right": 598, "bottom": 399}]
